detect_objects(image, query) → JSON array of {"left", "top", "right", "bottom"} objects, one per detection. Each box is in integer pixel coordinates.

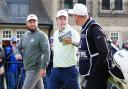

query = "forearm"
[{"left": 41, "top": 43, "right": 50, "bottom": 69}]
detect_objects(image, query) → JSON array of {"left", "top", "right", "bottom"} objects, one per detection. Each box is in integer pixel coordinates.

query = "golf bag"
[{"left": 108, "top": 42, "right": 128, "bottom": 89}]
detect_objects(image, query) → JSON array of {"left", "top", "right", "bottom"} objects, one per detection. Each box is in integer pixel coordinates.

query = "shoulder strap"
[
  {"left": 88, "top": 22, "right": 102, "bottom": 31},
  {"left": 88, "top": 22, "right": 107, "bottom": 40},
  {"left": 88, "top": 22, "right": 112, "bottom": 69}
]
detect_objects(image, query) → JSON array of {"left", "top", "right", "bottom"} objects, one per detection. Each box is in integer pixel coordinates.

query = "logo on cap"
[
  {"left": 26, "top": 14, "right": 38, "bottom": 21},
  {"left": 57, "top": 10, "right": 68, "bottom": 18}
]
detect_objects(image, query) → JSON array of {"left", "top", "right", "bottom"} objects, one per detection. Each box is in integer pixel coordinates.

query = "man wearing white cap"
[
  {"left": 69, "top": 3, "right": 109, "bottom": 89},
  {"left": 14, "top": 14, "right": 50, "bottom": 89},
  {"left": 49, "top": 10, "right": 80, "bottom": 89}
]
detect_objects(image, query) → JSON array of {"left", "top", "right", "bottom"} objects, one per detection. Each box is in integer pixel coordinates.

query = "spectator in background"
[
  {"left": 4, "top": 38, "right": 19, "bottom": 89},
  {"left": 122, "top": 40, "right": 128, "bottom": 50},
  {"left": 0, "top": 39, "right": 5, "bottom": 89},
  {"left": 11, "top": 37, "right": 17, "bottom": 48},
  {"left": 112, "top": 40, "right": 119, "bottom": 48},
  {"left": 109, "top": 40, "right": 120, "bottom": 55},
  {"left": 11, "top": 37, "right": 26, "bottom": 89}
]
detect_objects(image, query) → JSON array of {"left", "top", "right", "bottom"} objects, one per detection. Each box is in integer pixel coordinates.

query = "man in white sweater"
[{"left": 49, "top": 10, "right": 80, "bottom": 89}]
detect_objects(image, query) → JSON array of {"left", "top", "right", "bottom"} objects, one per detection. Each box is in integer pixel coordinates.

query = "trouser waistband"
[{"left": 55, "top": 65, "right": 76, "bottom": 70}]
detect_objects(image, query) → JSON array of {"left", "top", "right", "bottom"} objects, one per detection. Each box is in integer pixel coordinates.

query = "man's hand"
[
  {"left": 39, "top": 69, "right": 46, "bottom": 77},
  {"left": 62, "top": 37, "right": 73, "bottom": 45},
  {"left": 15, "top": 54, "right": 22, "bottom": 60},
  {"left": 0, "top": 59, "right": 2, "bottom": 63}
]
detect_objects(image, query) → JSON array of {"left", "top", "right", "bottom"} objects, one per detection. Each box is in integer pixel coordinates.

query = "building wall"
[
  {"left": 43, "top": 0, "right": 60, "bottom": 31},
  {"left": 0, "top": 0, "right": 52, "bottom": 42},
  {"left": 0, "top": 25, "right": 50, "bottom": 42},
  {"left": 46, "top": 0, "right": 128, "bottom": 47},
  {"left": 1, "top": 0, "right": 126, "bottom": 47},
  {"left": 41, "top": 0, "right": 52, "bottom": 19},
  {"left": 92, "top": 0, "right": 128, "bottom": 46}
]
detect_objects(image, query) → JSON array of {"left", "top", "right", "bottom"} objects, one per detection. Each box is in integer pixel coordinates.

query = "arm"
[
  {"left": 71, "top": 29, "right": 80, "bottom": 47},
  {"left": 13, "top": 37, "right": 23, "bottom": 60},
  {"left": 40, "top": 32, "right": 50, "bottom": 69},
  {"left": 39, "top": 33, "right": 50, "bottom": 77},
  {"left": 92, "top": 26, "right": 108, "bottom": 70},
  {"left": 62, "top": 29, "right": 80, "bottom": 47}
]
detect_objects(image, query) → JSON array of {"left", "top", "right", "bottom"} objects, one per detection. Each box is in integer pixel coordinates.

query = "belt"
[{"left": 56, "top": 65, "right": 76, "bottom": 70}]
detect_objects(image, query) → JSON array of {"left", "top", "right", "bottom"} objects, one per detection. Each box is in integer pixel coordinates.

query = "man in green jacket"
[{"left": 14, "top": 14, "right": 50, "bottom": 89}]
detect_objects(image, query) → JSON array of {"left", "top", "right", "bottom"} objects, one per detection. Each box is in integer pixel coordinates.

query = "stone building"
[
  {"left": 48, "top": 0, "right": 128, "bottom": 47},
  {"left": 0, "top": 0, "right": 52, "bottom": 42},
  {"left": 0, "top": 0, "right": 128, "bottom": 47}
]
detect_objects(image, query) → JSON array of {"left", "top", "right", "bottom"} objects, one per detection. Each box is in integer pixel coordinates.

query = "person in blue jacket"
[{"left": 4, "top": 39, "right": 19, "bottom": 89}]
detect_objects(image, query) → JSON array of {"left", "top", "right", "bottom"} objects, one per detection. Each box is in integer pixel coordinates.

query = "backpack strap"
[{"left": 88, "top": 22, "right": 112, "bottom": 70}]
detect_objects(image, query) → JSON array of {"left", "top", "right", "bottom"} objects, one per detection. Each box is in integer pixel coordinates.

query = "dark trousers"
[
  {"left": 43, "top": 67, "right": 51, "bottom": 89},
  {"left": 0, "top": 74, "right": 5, "bottom": 89},
  {"left": 49, "top": 66, "right": 80, "bottom": 89},
  {"left": 84, "top": 67, "right": 109, "bottom": 89}
]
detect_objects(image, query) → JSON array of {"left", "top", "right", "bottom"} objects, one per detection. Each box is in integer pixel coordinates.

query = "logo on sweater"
[
  {"left": 31, "top": 39, "right": 34, "bottom": 42},
  {"left": 78, "top": 50, "right": 88, "bottom": 59},
  {"left": 79, "top": 51, "right": 87, "bottom": 58},
  {"left": 97, "top": 36, "right": 101, "bottom": 38}
]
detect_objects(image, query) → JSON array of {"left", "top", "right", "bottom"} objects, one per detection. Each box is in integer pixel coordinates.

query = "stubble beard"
[{"left": 28, "top": 27, "right": 37, "bottom": 32}]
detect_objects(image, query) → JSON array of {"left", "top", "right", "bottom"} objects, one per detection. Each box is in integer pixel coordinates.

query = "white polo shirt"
[{"left": 53, "top": 25, "right": 80, "bottom": 68}]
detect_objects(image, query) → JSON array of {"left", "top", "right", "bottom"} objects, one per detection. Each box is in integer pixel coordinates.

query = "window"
[
  {"left": 110, "top": 32, "right": 121, "bottom": 47},
  {"left": 8, "top": 3, "right": 28, "bottom": 17},
  {"left": 64, "top": 0, "right": 73, "bottom": 9},
  {"left": 102, "top": 0, "right": 110, "bottom": 10},
  {"left": 99, "top": 0, "right": 125, "bottom": 16},
  {"left": 16, "top": 30, "right": 26, "bottom": 42},
  {"left": 2, "top": 30, "right": 12, "bottom": 38},
  {"left": 102, "top": 0, "right": 122, "bottom": 10},
  {"left": 64, "top": 0, "right": 86, "bottom": 9},
  {"left": 16, "top": 30, "right": 26, "bottom": 38},
  {"left": 110, "top": 32, "right": 119, "bottom": 41},
  {"left": 78, "top": 0, "right": 86, "bottom": 4},
  {"left": 115, "top": 0, "right": 122, "bottom": 10}
]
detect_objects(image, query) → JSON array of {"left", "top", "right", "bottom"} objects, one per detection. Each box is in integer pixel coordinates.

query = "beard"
[{"left": 27, "top": 27, "right": 37, "bottom": 32}]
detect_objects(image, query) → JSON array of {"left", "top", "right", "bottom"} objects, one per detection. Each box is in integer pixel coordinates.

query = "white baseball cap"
[
  {"left": 26, "top": 14, "right": 38, "bottom": 21},
  {"left": 57, "top": 10, "right": 68, "bottom": 18},
  {"left": 68, "top": 3, "right": 88, "bottom": 16}
]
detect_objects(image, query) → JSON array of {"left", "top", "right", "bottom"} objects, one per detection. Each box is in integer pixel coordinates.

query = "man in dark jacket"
[{"left": 69, "top": 3, "right": 109, "bottom": 89}]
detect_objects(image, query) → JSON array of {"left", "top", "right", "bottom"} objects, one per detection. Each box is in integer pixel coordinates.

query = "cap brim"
[
  {"left": 26, "top": 19, "right": 37, "bottom": 22},
  {"left": 57, "top": 15, "right": 68, "bottom": 18},
  {"left": 68, "top": 9, "right": 74, "bottom": 15}
]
